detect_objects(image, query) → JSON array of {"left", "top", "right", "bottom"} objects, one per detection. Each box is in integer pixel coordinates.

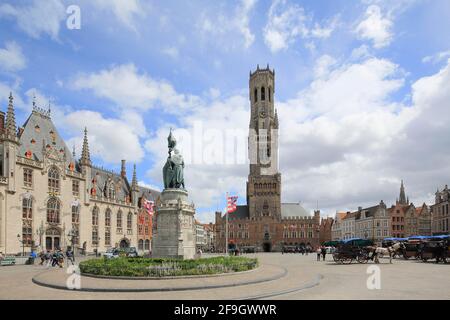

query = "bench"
[{"left": 0, "top": 256, "right": 16, "bottom": 266}]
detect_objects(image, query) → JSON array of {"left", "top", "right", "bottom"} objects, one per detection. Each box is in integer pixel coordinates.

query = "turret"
[
  {"left": 79, "top": 128, "right": 92, "bottom": 205},
  {"left": 131, "top": 164, "right": 139, "bottom": 206},
  {"left": 80, "top": 127, "right": 91, "bottom": 168},
  {"left": 2, "top": 93, "right": 19, "bottom": 191}
]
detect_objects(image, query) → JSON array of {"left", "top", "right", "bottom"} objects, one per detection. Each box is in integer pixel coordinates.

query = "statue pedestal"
[{"left": 151, "top": 188, "right": 196, "bottom": 259}]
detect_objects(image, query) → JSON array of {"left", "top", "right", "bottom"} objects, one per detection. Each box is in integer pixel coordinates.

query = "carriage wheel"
[
  {"left": 357, "top": 255, "right": 369, "bottom": 264},
  {"left": 343, "top": 258, "right": 353, "bottom": 264}
]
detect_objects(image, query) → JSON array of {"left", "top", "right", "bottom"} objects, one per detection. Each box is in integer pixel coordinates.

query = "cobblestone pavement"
[{"left": 1, "top": 253, "right": 449, "bottom": 300}]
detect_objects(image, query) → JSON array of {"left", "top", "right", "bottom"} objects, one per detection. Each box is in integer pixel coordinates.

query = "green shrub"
[{"left": 79, "top": 256, "right": 258, "bottom": 277}]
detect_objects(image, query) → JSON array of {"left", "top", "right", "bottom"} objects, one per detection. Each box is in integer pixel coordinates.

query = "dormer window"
[{"left": 35, "top": 125, "right": 40, "bottom": 132}]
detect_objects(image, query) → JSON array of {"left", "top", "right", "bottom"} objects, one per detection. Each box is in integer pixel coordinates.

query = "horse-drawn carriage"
[
  {"left": 402, "top": 236, "right": 429, "bottom": 260},
  {"left": 332, "top": 238, "right": 374, "bottom": 264},
  {"left": 419, "top": 235, "right": 449, "bottom": 263}
]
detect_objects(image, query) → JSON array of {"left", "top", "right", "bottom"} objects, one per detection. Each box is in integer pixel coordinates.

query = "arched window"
[
  {"left": 138, "top": 239, "right": 144, "bottom": 251},
  {"left": 22, "top": 197, "right": 33, "bottom": 246},
  {"left": 71, "top": 205, "right": 80, "bottom": 245},
  {"left": 47, "top": 197, "right": 61, "bottom": 224},
  {"left": 117, "top": 210, "right": 123, "bottom": 229},
  {"left": 92, "top": 206, "right": 99, "bottom": 226},
  {"left": 108, "top": 183, "right": 116, "bottom": 200},
  {"left": 144, "top": 240, "right": 150, "bottom": 251},
  {"left": 268, "top": 87, "right": 271, "bottom": 102},
  {"left": 48, "top": 167, "right": 60, "bottom": 193},
  {"left": 105, "top": 208, "right": 111, "bottom": 227},
  {"left": 261, "top": 87, "right": 265, "bottom": 101},
  {"left": 254, "top": 88, "right": 258, "bottom": 103},
  {"left": 127, "top": 212, "right": 133, "bottom": 230},
  {"left": 22, "top": 198, "right": 32, "bottom": 219}
]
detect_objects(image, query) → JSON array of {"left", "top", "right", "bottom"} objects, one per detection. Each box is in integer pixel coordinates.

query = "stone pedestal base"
[{"left": 151, "top": 189, "right": 196, "bottom": 259}]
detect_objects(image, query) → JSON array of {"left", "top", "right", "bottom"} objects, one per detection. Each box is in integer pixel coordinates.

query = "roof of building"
[
  {"left": 19, "top": 110, "right": 75, "bottom": 165},
  {"left": 281, "top": 202, "right": 311, "bottom": 217}
]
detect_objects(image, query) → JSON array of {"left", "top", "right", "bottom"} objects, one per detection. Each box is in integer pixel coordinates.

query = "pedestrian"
[
  {"left": 321, "top": 246, "right": 327, "bottom": 261},
  {"left": 39, "top": 251, "right": 45, "bottom": 265},
  {"left": 29, "top": 250, "right": 37, "bottom": 265},
  {"left": 316, "top": 247, "right": 321, "bottom": 261},
  {"left": 51, "top": 251, "right": 58, "bottom": 267},
  {"left": 0, "top": 251, "right": 4, "bottom": 263},
  {"left": 66, "top": 247, "right": 75, "bottom": 266}
]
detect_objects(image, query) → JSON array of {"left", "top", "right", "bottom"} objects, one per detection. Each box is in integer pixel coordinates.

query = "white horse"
[{"left": 373, "top": 242, "right": 404, "bottom": 264}]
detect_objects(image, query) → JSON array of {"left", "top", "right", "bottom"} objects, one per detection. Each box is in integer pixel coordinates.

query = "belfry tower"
[{"left": 247, "top": 65, "right": 281, "bottom": 219}]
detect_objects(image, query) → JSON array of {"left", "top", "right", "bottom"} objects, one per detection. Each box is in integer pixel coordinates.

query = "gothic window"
[
  {"left": 254, "top": 88, "right": 258, "bottom": 102},
  {"left": 71, "top": 205, "right": 80, "bottom": 245},
  {"left": 92, "top": 206, "right": 99, "bottom": 226},
  {"left": 105, "top": 208, "right": 111, "bottom": 227},
  {"left": 105, "top": 228, "right": 111, "bottom": 246},
  {"left": 117, "top": 210, "right": 123, "bottom": 230},
  {"left": 22, "top": 197, "right": 33, "bottom": 247},
  {"left": 268, "top": 87, "right": 271, "bottom": 102},
  {"left": 144, "top": 240, "right": 150, "bottom": 250},
  {"left": 72, "top": 180, "right": 80, "bottom": 196},
  {"left": 23, "top": 168, "right": 33, "bottom": 188},
  {"left": 261, "top": 87, "right": 265, "bottom": 101},
  {"left": 72, "top": 205, "right": 80, "bottom": 224},
  {"left": 108, "top": 182, "right": 116, "bottom": 200},
  {"left": 46, "top": 197, "right": 60, "bottom": 224},
  {"left": 138, "top": 239, "right": 144, "bottom": 251},
  {"left": 127, "top": 212, "right": 133, "bottom": 230},
  {"left": 48, "top": 167, "right": 60, "bottom": 193},
  {"left": 92, "top": 227, "right": 98, "bottom": 245}
]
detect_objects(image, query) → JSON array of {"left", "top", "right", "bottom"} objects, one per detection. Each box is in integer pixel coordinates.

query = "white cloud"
[
  {"left": 197, "top": 0, "right": 257, "bottom": 49},
  {"left": 422, "top": 50, "right": 450, "bottom": 64},
  {"left": 63, "top": 110, "right": 145, "bottom": 164},
  {"left": 161, "top": 47, "right": 179, "bottom": 59},
  {"left": 263, "top": 0, "right": 339, "bottom": 53},
  {"left": 90, "top": 0, "right": 145, "bottom": 31},
  {"left": 71, "top": 64, "right": 201, "bottom": 113},
  {"left": 355, "top": 5, "right": 393, "bottom": 49},
  {"left": 0, "top": 0, "right": 65, "bottom": 40},
  {"left": 0, "top": 41, "right": 26, "bottom": 73}
]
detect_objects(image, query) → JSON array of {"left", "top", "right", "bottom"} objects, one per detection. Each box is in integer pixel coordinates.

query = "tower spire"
[
  {"left": 5, "top": 92, "right": 17, "bottom": 137},
  {"left": 80, "top": 127, "right": 91, "bottom": 167},
  {"left": 398, "top": 179, "right": 407, "bottom": 205},
  {"left": 131, "top": 164, "right": 138, "bottom": 191}
]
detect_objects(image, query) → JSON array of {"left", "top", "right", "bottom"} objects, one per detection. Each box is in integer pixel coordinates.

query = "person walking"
[
  {"left": 321, "top": 246, "right": 327, "bottom": 261},
  {"left": 66, "top": 247, "right": 75, "bottom": 266},
  {"left": 316, "top": 247, "right": 321, "bottom": 261}
]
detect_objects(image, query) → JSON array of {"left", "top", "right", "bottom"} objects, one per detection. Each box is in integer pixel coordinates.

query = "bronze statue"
[{"left": 163, "top": 129, "right": 185, "bottom": 189}]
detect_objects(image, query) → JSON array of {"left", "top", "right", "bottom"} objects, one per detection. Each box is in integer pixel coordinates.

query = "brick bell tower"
[{"left": 247, "top": 65, "right": 281, "bottom": 219}]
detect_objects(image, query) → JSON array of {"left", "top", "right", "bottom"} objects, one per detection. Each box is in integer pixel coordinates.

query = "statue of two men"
[{"left": 163, "top": 130, "right": 185, "bottom": 189}]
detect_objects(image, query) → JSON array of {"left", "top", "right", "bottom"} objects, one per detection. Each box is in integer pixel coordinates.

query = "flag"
[
  {"left": 143, "top": 199, "right": 155, "bottom": 216},
  {"left": 227, "top": 195, "right": 238, "bottom": 214}
]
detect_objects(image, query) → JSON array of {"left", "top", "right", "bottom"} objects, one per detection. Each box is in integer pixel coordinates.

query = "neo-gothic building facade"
[
  {"left": 0, "top": 94, "right": 159, "bottom": 255},
  {"left": 215, "top": 66, "right": 323, "bottom": 252}
]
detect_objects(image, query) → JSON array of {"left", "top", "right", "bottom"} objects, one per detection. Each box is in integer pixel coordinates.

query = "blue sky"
[{"left": 1, "top": 0, "right": 450, "bottom": 223}]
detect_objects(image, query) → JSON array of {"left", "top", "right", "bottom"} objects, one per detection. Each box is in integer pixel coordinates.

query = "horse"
[{"left": 371, "top": 242, "right": 405, "bottom": 264}]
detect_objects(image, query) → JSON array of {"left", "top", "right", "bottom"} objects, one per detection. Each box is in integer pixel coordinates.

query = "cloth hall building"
[
  {"left": 0, "top": 94, "right": 159, "bottom": 255},
  {"left": 215, "top": 66, "right": 323, "bottom": 252}
]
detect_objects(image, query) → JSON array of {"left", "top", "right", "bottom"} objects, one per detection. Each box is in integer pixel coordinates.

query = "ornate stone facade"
[{"left": 0, "top": 95, "right": 159, "bottom": 255}]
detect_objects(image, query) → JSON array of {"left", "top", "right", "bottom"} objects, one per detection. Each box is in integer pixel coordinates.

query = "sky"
[{"left": 0, "top": 0, "right": 450, "bottom": 223}]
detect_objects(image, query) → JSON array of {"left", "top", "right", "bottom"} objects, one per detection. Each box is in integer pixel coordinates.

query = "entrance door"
[
  {"left": 54, "top": 237, "right": 60, "bottom": 250},
  {"left": 46, "top": 237, "right": 52, "bottom": 251},
  {"left": 45, "top": 228, "right": 61, "bottom": 251},
  {"left": 119, "top": 239, "right": 130, "bottom": 248},
  {"left": 263, "top": 242, "right": 272, "bottom": 252}
]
